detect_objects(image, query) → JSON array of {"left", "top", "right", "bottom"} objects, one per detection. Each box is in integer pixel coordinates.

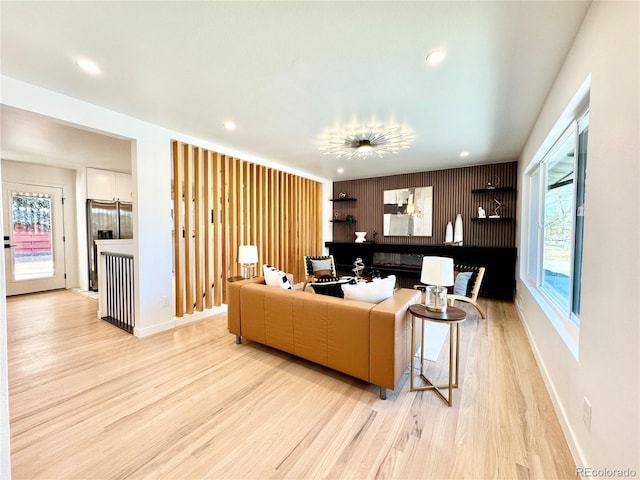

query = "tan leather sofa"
[{"left": 228, "top": 277, "right": 421, "bottom": 399}]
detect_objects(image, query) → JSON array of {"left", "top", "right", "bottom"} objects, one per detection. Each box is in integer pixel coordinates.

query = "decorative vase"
[
  {"left": 453, "top": 214, "right": 463, "bottom": 245},
  {"left": 445, "top": 221, "right": 453, "bottom": 244},
  {"left": 354, "top": 231, "right": 367, "bottom": 243}
]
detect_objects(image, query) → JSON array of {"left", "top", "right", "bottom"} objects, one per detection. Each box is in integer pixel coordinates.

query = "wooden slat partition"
[{"left": 171, "top": 141, "right": 323, "bottom": 316}]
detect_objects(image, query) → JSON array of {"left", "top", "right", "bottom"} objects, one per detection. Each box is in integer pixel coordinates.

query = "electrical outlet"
[
  {"left": 583, "top": 397, "right": 592, "bottom": 431},
  {"left": 160, "top": 296, "right": 169, "bottom": 307}
]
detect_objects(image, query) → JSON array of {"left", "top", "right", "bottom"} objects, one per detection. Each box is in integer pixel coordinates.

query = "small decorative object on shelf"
[
  {"left": 486, "top": 175, "right": 500, "bottom": 189},
  {"left": 345, "top": 214, "right": 355, "bottom": 224},
  {"left": 490, "top": 198, "right": 502, "bottom": 218},
  {"left": 478, "top": 206, "right": 486, "bottom": 218},
  {"left": 339, "top": 192, "right": 348, "bottom": 199},
  {"left": 444, "top": 221, "right": 453, "bottom": 244},
  {"left": 355, "top": 231, "right": 367, "bottom": 243},
  {"left": 334, "top": 210, "right": 341, "bottom": 220},
  {"left": 371, "top": 230, "right": 378, "bottom": 243},
  {"left": 352, "top": 257, "right": 365, "bottom": 280}
]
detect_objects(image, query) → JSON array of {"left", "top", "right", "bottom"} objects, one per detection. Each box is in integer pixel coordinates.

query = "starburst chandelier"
[{"left": 319, "top": 125, "right": 414, "bottom": 160}]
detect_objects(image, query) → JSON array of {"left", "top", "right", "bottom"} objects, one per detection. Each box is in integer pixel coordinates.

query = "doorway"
[{"left": 2, "top": 182, "right": 66, "bottom": 295}]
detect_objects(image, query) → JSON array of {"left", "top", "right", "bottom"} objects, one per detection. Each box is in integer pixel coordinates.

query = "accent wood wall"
[
  {"left": 332, "top": 161, "right": 517, "bottom": 248},
  {"left": 172, "top": 141, "right": 323, "bottom": 317}
]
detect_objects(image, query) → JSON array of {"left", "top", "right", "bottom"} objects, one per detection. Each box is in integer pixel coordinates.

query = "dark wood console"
[{"left": 325, "top": 242, "right": 516, "bottom": 300}]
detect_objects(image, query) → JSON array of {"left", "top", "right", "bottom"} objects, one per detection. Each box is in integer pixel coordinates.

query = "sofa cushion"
[
  {"left": 263, "top": 264, "right": 293, "bottom": 289},
  {"left": 341, "top": 275, "right": 396, "bottom": 304}
]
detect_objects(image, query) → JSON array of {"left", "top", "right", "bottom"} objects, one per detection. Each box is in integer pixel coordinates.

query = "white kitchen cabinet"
[
  {"left": 114, "top": 172, "right": 133, "bottom": 201},
  {"left": 87, "top": 168, "right": 133, "bottom": 201}
]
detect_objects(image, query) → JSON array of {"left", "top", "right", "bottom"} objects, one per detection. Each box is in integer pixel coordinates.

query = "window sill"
[{"left": 522, "top": 279, "right": 579, "bottom": 359}]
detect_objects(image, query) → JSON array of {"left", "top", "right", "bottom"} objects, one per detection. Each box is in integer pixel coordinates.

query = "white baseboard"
[
  {"left": 133, "top": 304, "right": 229, "bottom": 337},
  {"left": 134, "top": 319, "right": 176, "bottom": 337},
  {"left": 514, "top": 300, "right": 587, "bottom": 478},
  {"left": 174, "top": 305, "right": 227, "bottom": 327}
]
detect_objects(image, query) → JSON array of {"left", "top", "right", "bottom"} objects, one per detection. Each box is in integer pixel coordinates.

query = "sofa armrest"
[
  {"left": 227, "top": 276, "right": 265, "bottom": 336},
  {"left": 369, "top": 288, "right": 422, "bottom": 390}
]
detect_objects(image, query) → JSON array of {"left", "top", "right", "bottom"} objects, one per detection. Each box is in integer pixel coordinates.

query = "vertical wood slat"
[
  {"left": 293, "top": 176, "right": 301, "bottom": 279},
  {"left": 250, "top": 163, "right": 258, "bottom": 247},
  {"left": 228, "top": 157, "right": 238, "bottom": 277},
  {"left": 314, "top": 183, "right": 326, "bottom": 252},
  {"left": 261, "top": 166, "right": 269, "bottom": 268},
  {"left": 221, "top": 155, "right": 230, "bottom": 301},
  {"left": 237, "top": 159, "right": 245, "bottom": 247},
  {"left": 242, "top": 161, "right": 251, "bottom": 247},
  {"left": 213, "top": 152, "right": 223, "bottom": 306},
  {"left": 184, "top": 144, "right": 194, "bottom": 315},
  {"left": 172, "top": 141, "right": 324, "bottom": 312},
  {"left": 255, "top": 165, "right": 263, "bottom": 267},
  {"left": 279, "top": 172, "right": 288, "bottom": 277},
  {"left": 268, "top": 169, "right": 276, "bottom": 267},
  {"left": 204, "top": 150, "right": 213, "bottom": 309},
  {"left": 172, "top": 141, "right": 185, "bottom": 318},
  {"left": 194, "top": 147, "right": 204, "bottom": 312}
]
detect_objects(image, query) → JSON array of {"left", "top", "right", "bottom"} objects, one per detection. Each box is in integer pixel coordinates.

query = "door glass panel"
[{"left": 11, "top": 191, "right": 54, "bottom": 280}]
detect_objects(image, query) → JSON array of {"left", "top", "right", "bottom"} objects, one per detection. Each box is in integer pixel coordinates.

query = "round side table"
[{"left": 408, "top": 303, "right": 467, "bottom": 406}]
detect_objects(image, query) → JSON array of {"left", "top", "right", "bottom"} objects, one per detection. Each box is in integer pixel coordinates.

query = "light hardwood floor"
[{"left": 7, "top": 290, "right": 576, "bottom": 480}]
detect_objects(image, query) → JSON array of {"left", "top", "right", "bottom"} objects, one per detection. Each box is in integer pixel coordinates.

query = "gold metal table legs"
[{"left": 408, "top": 304, "right": 466, "bottom": 406}]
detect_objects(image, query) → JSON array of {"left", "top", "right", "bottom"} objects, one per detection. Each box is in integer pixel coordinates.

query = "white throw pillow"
[
  {"left": 341, "top": 275, "right": 396, "bottom": 304},
  {"left": 262, "top": 264, "right": 293, "bottom": 289}
]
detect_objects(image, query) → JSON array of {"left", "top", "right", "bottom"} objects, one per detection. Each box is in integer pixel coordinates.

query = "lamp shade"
[
  {"left": 420, "top": 256, "right": 454, "bottom": 286},
  {"left": 238, "top": 245, "right": 258, "bottom": 264}
]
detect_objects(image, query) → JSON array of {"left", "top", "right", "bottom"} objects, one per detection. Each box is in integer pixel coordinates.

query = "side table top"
[{"left": 409, "top": 304, "right": 467, "bottom": 323}]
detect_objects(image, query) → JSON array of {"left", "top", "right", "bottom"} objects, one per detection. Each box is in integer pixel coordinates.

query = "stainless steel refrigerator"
[{"left": 86, "top": 199, "right": 133, "bottom": 291}]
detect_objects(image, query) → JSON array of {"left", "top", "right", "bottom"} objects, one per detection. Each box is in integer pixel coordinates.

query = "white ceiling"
[{"left": 0, "top": 1, "right": 590, "bottom": 181}]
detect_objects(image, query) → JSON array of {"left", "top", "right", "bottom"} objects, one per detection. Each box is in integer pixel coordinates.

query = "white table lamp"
[
  {"left": 421, "top": 256, "right": 454, "bottom": 312},
  {"left": 238, "top": 245, "right": 259, "bottom": 279}
]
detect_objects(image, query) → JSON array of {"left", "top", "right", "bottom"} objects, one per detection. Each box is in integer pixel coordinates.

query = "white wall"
[
  {"left": 1, "top": 160, "right": 81, "bottom": 290},
  {"left": 516, "top": 1, "right": 639, "bottom": 475}
]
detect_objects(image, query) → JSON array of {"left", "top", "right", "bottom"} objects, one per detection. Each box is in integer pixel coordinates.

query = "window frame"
[{"left": 522, "top": 100, "right": 589, "bottom": 357}]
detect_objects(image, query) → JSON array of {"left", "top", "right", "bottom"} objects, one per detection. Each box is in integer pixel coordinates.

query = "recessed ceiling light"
[
  {"left": 76, "top": 58, "right": 101, "bottom": 75},
  {"left": 337, "top": 168, "right": 344, "bottom": 174},
  {"left": 224, "top": 121, "right": 236, "bottom": 131},
  {"left": 425, "top": 50, "right": 446, "bottom": 66},
  {"left": 460, "top": 151, "right": 470, "bottom": 158}
]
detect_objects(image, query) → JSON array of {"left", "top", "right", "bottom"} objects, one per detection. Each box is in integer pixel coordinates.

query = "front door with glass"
[{"left": 2, "top": 183, "right": 66, "bottom": 296}]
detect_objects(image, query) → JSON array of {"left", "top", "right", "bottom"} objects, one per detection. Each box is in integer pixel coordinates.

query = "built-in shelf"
[
  {"left": 471, "top": 187, "right": 514, "bottom": 194},
  {"left": 471, "top": 217, "right": 512, "bottom": 222},
  {"left": 330, "top": 198, "right": 357, "bottom": 202}
]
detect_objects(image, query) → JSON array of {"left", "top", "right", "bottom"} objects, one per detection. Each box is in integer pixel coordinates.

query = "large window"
[{"left": 526, "top": 110, "right": 588, "bottom": 329}]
